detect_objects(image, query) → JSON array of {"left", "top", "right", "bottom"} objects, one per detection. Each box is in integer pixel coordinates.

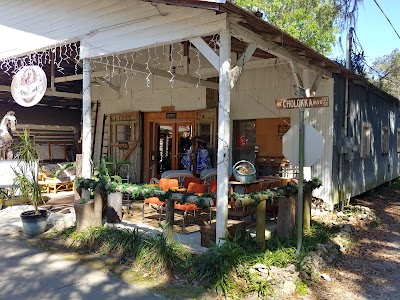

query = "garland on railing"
[
  {"left": 232, "top": 178, "right": 322, "bottom": 207},
  {"left": 76, "top": 176, "right": 322, "bottom": 208},
  {"left": 75, "top": 178, "right": 161, "bottom": 198},
  {"left": 178, "top": 192, "right": 216, "bottom": 208}
]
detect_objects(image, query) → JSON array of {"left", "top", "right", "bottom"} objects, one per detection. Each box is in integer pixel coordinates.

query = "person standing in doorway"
[{"left": 181, "top": 135, "right": 212, "bottom": 176}]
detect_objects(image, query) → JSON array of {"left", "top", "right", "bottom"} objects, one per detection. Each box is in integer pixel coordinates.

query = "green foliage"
[
  {"left": 12, "top": 129, "right": 43, "bottom": 213},
  {"left": 54, "top": 162, "right": 76, "bottom": 178},
  {"left": 295, "top": 280, "right": 308, "bottom": 296},
  {"left": 191, "top": 237, "right": 250, "bottom": 292},
  {"left": 304, "top": 177, "right": 323, "bottom": 192},
  {"left": 71, "top": 226, "right": 146, "bottom": 260},
  {"left": 233, "top": 178, "right": 322, "bottom": 207},
  {"left": 370, "top": 49, "right": 400, "bottom": 99},
  {"left": 233, "top": 0, "right": 362, "bottom": 55},
  {"left": 135, "top": 232, "right": 191, "bottom": 274},
  {"left": 63, "top": 220, "right": 338, "bottom": 299},
  {"left": 302, "top": 222, "right": 337, "bottom": 253}
]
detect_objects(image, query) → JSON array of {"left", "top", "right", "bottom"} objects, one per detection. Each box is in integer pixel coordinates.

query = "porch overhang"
[{"left": 0, "top": 0, "right": 366, "bottom": 244}]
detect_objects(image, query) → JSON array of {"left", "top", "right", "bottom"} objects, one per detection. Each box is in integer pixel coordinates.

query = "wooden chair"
[
  {"left": 209, "top": 178, "right": 217, "bottom": 193},
  {"left": 142, "top": 178, "right": 179, "bottom": 222},
  {"left": 174, "top": 182, "right": 208, "bottom": 232}
]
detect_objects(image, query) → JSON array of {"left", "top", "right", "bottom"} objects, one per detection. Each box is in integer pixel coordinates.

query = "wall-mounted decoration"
[{"left": 11, "top": 66, "right": 47, "bottom": 107}]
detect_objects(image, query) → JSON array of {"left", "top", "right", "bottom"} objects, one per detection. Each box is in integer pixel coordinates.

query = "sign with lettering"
[
  {"left": 11, "top": 66, "right": 47, "bottom": 107},
  {"left": 275, "top": 96, "right": 329, "bottom": 109}
]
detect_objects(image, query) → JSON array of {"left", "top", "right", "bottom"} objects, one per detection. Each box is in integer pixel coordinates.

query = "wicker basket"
[{"left": 233, "top": 160, "right": 256, "bottom": 183}]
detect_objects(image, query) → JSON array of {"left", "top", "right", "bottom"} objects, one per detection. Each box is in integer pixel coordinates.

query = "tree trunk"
[
  {"left": 74, "top": 200, "right": 95, "bottom": 232},
  {"left": 277, "top": 195, "right": 296, "bottom": 240},
  {"left": 74, "top": 154, "right": 82, "bottom": 201},
  {"left": 93, "top": 187, "right": 103, "bottom": 226},
  {"left": 303, "top": 190, "right": 312, "bottom": 230}
]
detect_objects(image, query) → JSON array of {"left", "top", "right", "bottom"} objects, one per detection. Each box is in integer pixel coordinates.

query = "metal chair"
[
  {"left": 142, "top": 178, "right": 179, "bottom": 222},
  {"left": 174, "top": 182, "right": 209, "bottom": 232}
]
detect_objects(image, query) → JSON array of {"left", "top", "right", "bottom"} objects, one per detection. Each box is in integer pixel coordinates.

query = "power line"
[{"left": 373, "top": 0, "right": 400, "bottom": 40}]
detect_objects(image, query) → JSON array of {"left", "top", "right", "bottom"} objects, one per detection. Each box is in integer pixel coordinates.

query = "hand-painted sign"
[
  {"left": 11, "top": 66, "right": 47, "bottom": 107},
  {"left": 275, "top": 96, "right": 329, "bottom": 109}
]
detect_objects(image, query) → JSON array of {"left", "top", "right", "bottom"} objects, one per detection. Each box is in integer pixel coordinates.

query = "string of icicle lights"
[{"left": 0, "top": 36, "right": 223, "bottom": 93}]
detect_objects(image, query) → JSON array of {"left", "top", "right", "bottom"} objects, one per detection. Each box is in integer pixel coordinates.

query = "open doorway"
[{"left": 154, "top": 122, "right": 193, "bottom": 176}]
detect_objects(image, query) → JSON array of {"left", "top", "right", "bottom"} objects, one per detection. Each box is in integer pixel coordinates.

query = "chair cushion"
[
  {"left": 174, "top": 202, "right": 199, "bottom": 211},
  {"left": 159, "top": 178, "right": 179, "bottom": 191},
  {"left": 183, "top": 177, "right": 202, "bottom": 189},
  {"left": 144, "top": 197, "right": 165, "bottom": 206},
  {"left": 187, "top": 182, "right": 208, "bottom": 194}
]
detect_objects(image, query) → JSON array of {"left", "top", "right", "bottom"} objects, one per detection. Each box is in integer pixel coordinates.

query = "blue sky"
[{"left": 332, "top": 0, "right": 400, "bottom": 63}]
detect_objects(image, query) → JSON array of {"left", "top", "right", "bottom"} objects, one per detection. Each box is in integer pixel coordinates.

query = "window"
[
  {"left": 360, "top": 122, "right": 371, "bottom": 158},
  {"left": 382, "top": 126, "right": 389, "bottom": 155},
  {"left": 397, "top": 129, "right": 400, "bottom": 153},
  {"left": 233, "top": 120, "right": 256, "bottom": 164}
]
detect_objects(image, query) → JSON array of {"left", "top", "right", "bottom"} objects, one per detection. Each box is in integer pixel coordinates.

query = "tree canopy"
[
  {"left": 233, "top": 0, "right": 362, "bottom": 55},
  {"left": 370, "top": 49, "right": 400, "bottom": 99}
]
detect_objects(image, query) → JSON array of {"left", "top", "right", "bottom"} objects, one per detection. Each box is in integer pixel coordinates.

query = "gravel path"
[{"left": 303, "top": 185, "right": 400, "bottom": 300}]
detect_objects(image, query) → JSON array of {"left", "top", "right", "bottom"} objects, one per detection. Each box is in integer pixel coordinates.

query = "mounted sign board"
[
  {"left": 275, "top": 96, "right": 329, "bottom": 109},
  {"left": 11, "top": 66, "right": 47, "bottom": 107},
  {"left": 282, "top": 124, "right": 324, "bottom": 167}
]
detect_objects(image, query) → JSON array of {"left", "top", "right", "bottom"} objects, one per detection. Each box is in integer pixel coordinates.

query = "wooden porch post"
[
  {"left": 82, "top": 58, "right": 92, "bottom": 199},
  {"left": 216, "top": 28, "right": 231, "bottom": 244}
]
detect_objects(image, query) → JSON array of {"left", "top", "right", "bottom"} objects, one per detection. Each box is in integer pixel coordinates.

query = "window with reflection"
[{"left": 233, "top": 120, "right": 256, "bottom": 164}]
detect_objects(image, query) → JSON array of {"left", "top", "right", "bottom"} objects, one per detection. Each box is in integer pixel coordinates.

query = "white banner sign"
[{"left": 11, "top": 66, "right": 47, "bottom": 107}]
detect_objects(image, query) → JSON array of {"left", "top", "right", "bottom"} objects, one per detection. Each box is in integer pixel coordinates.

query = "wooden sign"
[
  {"left": 275, "top": 96, "right": 329, "bottom": 109},
  {"left": 166, "top": 112, "right": 177, "bottom": 119},
  {"left": 118, "top": 143, "right": 129, "bottom": 149},
  {"left": 161, "top": 106, "right": 175, "bottom": 112}
]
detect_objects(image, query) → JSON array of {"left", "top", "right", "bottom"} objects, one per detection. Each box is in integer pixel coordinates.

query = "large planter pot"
[{"left": 20, "top": 209, "right": 48, "bottom": 236}]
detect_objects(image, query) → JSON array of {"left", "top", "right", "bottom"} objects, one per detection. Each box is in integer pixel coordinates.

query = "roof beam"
[
  {"left": 231, "top": 42, "right": 257, "bottom": 86},
  {"left": 230, "top": 23, "right": 330, "bottom": 77},
  {"left": 189, "top": 37, "right": 219, "bottom": 70},
  {"left": 0, "top": 85, "right": 83, "bottom": 100},
  {"left": 130, "top": 62, "right": 219, "bottom": 90}
]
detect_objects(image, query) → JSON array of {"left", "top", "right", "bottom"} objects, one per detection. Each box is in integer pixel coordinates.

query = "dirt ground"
[{"left": 300, "top": 184, "right": 400, "bottom": 300}]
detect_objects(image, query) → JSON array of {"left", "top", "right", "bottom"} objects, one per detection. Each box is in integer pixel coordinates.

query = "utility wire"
[{"left": 373, "top": 0, "right": 400, "bottom": 40}]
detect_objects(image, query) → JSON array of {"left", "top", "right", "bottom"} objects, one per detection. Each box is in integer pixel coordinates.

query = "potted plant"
[{"left": 12, "top": 129, "right": 47, "bottom": 236}]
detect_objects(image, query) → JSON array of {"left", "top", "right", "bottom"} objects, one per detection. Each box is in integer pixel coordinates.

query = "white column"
[
  {"left": 216, "top": 28, "right": 231, "bottom": 244},
  {"left": 82, "top": 58, "right": 92, "bottom": 180}
]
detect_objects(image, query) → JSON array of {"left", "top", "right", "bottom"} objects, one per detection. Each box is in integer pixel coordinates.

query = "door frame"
[
  {"left": 143, "top": 111, "right": 196, "bottom": 182},
  {"left": 152, "top": 121, "right": 194, "bottom": 177}
]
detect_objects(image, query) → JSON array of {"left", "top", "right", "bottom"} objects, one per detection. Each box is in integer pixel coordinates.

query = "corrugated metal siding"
[{"left": 333, "top": 73, "right": 400, "bottom": 201}]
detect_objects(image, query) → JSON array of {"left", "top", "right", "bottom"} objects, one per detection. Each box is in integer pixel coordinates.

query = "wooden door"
[
  {"left": 108, "top": 112, "right": 140, "bottom": 182},
  {"left": 152, "top": 121, "right": 194, "bottom": 177}
]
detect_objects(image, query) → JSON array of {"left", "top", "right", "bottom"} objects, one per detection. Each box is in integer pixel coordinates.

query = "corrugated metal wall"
[{"left": 334, "top": 74, "right": 400, "bottom": 203}]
